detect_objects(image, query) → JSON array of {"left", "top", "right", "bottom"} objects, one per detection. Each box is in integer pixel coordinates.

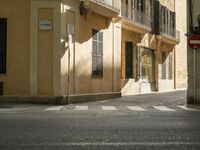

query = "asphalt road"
[{"left": 0, "top": 90, "right": 200, "bottom": 150}]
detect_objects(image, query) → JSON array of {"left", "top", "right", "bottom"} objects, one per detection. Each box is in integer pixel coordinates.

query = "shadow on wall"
[
  {"left": 60, "top": 11, "right": 122, "bottom": 95},
  {"left": 121, "top": 42, "right": 174, "bottom": 95}
]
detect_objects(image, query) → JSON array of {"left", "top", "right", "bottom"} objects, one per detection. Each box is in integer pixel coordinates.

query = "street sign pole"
[
  {"left": 188, "top": 35, "right": 200, "bottom": 104},
  {"left": 193, "top": 48, "right": 196, "bottom": 104}
]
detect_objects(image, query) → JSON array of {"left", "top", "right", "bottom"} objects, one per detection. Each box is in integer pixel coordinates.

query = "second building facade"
[{"left": 0, "top": 0, "right": 187, "bottom": 103}]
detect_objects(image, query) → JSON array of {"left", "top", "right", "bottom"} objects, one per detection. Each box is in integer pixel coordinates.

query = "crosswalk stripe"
[
  {"left": 178, "top": 105, "right": 200, "bottom": 111},
  {"left": 45, "top": 106, "right": 64, "bottom": 111},
  {"left": 101, "top": 106, "right": 117, "bottom": 111},
  {"left": 127, "top": 106, "right": 146, "bottom": 111},
  {"left": 153, "top": 106, "right": 176, "bottom": 112},
  {"left": 74, "top": 105, "right": 88, "bottom": 110}
]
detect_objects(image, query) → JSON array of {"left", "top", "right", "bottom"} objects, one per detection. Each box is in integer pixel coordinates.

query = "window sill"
[
  {"left": 92, "top": 75, "right": 103, "bottom": 79},
  {"left": 0, "top": 73, "right": 7, "bottom": 76}
]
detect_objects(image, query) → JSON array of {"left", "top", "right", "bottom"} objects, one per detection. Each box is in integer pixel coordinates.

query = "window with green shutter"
[
  {"left": 125, "top": 42, "right": 133, "bottom": 78},
  {"left": 92, "top": 29, "right": 103, "bottom": 77},
  {"left": 0, "top": 82, "right": 3, "bottom": 95},
  {"left": 0, "top": 18, "right": 7, "bottom": 74}
]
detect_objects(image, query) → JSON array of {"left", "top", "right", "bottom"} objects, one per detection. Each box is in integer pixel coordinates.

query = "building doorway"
[{"left": 140, "top": 48, "right": 156, "bottom": 93}]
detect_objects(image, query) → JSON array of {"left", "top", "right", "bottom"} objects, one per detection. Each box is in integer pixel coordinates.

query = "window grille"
[
  {"left": 161, "top": 52, "right": 166, "bottom": 80},
  {"left": 168, "top": 53, "right": 173, "bottom": 80},
  {"left": 92, "top": 29, "right": 103, "bottom": 77}
]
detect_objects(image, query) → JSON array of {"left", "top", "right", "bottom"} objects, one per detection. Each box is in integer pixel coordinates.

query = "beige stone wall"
[
  {"left": 159, "top": 0, "right": 175, "bottom": 11},
  {"left": 75, "top": 13, "right": 119, "bottom": 94},
  {"left": 121, "top": 29, "right": 159, "bottom": 95},
  {"left": 61, "top": 0, "right": 121, "bottom": 95},
  {"left": 175, "top": 0, "right": 187, "bottom": 89},
  {"left": 121, "top": 29, "right": 140, "bottom": 95},
  {"left": 37, "top": 8, "right": 54, "bottom": 95},
  {"left": 0, "top": 0, "right": 30, "bottom": 95},
  {"left": 30, "top": 0, "right": 61, "bottom": 96},
  {"left": 187, "top": 0, "right": 200, "bottom": 104}
]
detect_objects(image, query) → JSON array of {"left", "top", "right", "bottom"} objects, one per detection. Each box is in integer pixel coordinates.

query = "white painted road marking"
[
  {"left": 153, "top": 106, "right": 176, "bottom": 112},
  {"left": 45, "top": 106, "right": 64, "bottom": 111},
  {"left": 74, "top": 106, "right": 88, "bottom": 110},
  {"left": 17, "top": 142, "right": 200, "bottom": 146},
  {"left": 178, "top": 105, "right": 200, "bottom": 111},
  {"left": 101, "top": 106, "right": 117, "bottom": 111},
  {"left": 127, "top": 106, "right": 146, "bottom": 111}
]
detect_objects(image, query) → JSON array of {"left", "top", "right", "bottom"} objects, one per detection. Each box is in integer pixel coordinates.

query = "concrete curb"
[
  {"left": 0, "top": 96, "right": 63, "bottom": 105},
  {"left": 187, "top": 104, "right": 200, "bottom": 109},
  {"left": 0, "top": 92, "right": 122, "bottom": 105}
]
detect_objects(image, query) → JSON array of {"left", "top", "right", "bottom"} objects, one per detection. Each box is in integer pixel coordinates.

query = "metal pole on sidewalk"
[
  {"left": 193, "top": 48, "right": 196, "bottom": 104},
  {"left": 67, "top": 34, "right": 72, "bottom": 104}
]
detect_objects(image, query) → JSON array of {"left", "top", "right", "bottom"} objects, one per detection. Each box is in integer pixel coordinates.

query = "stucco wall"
[
  {"left": 121, "top": 29, "right": 140, "bottom": 95},
  {"left": 30, "top": 0, "right": 61, "bottom": 96},
  {"left": 0, "top": 0, "right": 30, "bottom": 95},
  {"left": 75, "top": 13, "right": 121, "bottom": 94},
  {"left": 61, "top": 0, "right": 121, "bottom": 96},
  {"left": 175, "top": 0, "right": 187, "bottom": 89},
  {"left": 187, "top": 0, "right": 200, "bottom": 104},
  {"left": 37, "top": 8, "right": 54, "bottom": 95},
  {"left": 159, "top": 0, "right": 175, "bottom": 11}
]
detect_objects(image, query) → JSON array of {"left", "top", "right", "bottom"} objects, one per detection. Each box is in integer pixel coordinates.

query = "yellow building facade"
[
  {"left": 0, "top": 0, "right": 121, "bottom": 103},
  {"left": 121, "top": 0, "right": 187, "bottom": 95},
  {"left": 0, "top": 0, "right": 187, "bottom": 103}
]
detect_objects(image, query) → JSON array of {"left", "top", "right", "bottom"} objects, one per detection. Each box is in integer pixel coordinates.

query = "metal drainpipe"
[
  {"left": 67, "top": 35, "right": 71, "bottom": 104},
  {"left": 112, "top": 21, "right": 115, "bottom": 92},
  {"left": 174, "top": 0, "right": 176, "bottom": 90},
  {"left": 193, "top": 49, "right": 196, "bottom": 104},
  {"left": 174, "top": 48, "right": 176, "bottom": 90}
]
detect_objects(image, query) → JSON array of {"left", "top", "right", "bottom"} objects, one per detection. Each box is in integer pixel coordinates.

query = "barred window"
[
  {"left": 168, "top": 53, "right": 173, "bottom": 80},
  {"left": 161, "top": 52, "right": 166, "bottom": 79},
  {"left": 92, "top": 29, "right": 103, "bottom": 77}
]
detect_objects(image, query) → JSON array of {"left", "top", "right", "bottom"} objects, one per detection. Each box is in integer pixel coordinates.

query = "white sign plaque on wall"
[{"left": 39, "top": 20, "right": 53, "bottom": 30}]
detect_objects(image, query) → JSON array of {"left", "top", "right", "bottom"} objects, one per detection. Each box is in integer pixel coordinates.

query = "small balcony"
[
  {"left": 80, "top": 0, "right": 120, "bottom": 18},
  {"left": 91, "top": 0, "right": 120, "bottom": 12},
  {"left": 121, "top": 7, "right": 151, "bottom": 33},
  {"left": 157, "top": 24, "right": 180, "bottom": 44}
]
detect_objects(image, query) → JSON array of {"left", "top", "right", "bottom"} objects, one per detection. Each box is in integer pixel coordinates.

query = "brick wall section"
[{"left": 175, "top": 0, "right": 187, "bottom": 89}]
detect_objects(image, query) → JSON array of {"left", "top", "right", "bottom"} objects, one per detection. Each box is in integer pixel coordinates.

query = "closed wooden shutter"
[
  {"left": 125, "top": 42, "right": 133, "bottom": 78},
  {"left": 0, "top": 18, "right": 7, "bottom": 74},
  {"left": 0, "top": 82, "right": 3, "bottom": 95},
  {"left": 154, "top": 0, "right": 160, "bottom": 34}
]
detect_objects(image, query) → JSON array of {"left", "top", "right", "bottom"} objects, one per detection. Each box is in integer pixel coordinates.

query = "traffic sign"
[{"left": 188, "top": 36, "right": 200, "bottom": 49}]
